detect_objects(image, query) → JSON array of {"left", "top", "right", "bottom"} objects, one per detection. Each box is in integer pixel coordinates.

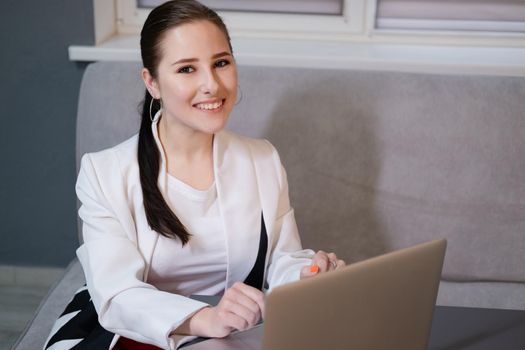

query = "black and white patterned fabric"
[{"left": 44, "top": 285, "right": 114, "bottom": 350}]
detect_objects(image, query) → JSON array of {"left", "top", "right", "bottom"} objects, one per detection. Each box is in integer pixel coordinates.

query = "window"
[
  {"left": 376, "top": 0, "right": 525, "bottom": 32},
  {"left": 74, "top": 0, "right": 525, "bottom": 76},
  {"left": 116, "top": 0, "right": 525, "bottom": 39},
  {"left": 115, "top": 0, "right": 364, "bottom": 39},
  {"left": 137, "top": 0, "right": 343, "bottom": 15}
]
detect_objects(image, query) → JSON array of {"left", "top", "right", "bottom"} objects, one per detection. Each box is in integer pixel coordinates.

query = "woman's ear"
[{"left": 141, "top": 68, "right": 160, "bottom": 99}]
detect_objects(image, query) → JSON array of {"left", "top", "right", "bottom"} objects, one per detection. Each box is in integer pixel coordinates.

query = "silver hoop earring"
[
  {"left": 235, "top": 85, "right": 243, "bottom": 105},
  {"left": 149, "top": 97, "right": 162, "bottom": 122},
  {"left": 149, "top": 97, "right": 155, "bottom": 122}
]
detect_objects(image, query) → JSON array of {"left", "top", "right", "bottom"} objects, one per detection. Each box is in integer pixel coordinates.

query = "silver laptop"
[
  {"left": 186, "top": 239, "right": 447, "bottom": 350},
  {"left": 263, "top": 239, "right": 446, "bottom": 350}
]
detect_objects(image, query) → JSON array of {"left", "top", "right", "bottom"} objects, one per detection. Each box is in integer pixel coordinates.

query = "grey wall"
[{"left": 0, "top": 1, "right": 94, "bottom": 267}]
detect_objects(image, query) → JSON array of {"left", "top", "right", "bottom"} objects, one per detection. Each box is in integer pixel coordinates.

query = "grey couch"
[{"left": 13, "top": 61, "right": 525, "bottom": 349}]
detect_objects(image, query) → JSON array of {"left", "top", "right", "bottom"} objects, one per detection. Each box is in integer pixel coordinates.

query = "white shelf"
[{"left": 69, "top": 34, "right": 525, "bottom": 77}]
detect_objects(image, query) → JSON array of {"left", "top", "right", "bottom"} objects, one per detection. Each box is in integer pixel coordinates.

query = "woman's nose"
[{"left": 199, "top": 69, "right": 219, "bottom": 95}]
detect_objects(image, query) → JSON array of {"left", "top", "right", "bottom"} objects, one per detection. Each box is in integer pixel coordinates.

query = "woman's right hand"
[{"left": 180, "top": 282, "right": 265, "bottom": 338}]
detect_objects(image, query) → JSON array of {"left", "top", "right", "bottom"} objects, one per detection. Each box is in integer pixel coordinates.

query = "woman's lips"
[{"left": 194, "top": 99, "right": 225, "bottom": 112}]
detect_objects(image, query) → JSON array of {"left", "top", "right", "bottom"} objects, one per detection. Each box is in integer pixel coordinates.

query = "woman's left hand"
[{"left": 300, "top": 250, "right": 346, "bottom": 279}]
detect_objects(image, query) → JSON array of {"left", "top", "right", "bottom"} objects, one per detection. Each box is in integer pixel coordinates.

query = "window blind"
[
  {"left": 376, "top": 0, "right": 525, "bottom": 32},
  {"left": 137, "top": 0, "right": 343, "bottom": 15}
]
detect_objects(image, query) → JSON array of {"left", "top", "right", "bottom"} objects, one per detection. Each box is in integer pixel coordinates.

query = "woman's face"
[{"left": 144, "top": 20, "right": 237, "bottom": 136}]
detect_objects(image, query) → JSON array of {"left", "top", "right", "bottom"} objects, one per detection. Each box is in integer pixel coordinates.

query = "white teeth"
[{"left": 196, "top": 101, "right": 222, "bottom": 110}]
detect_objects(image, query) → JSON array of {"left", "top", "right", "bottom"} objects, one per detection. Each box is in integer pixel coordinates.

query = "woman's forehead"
[{"left": 159, "top": 20, "right": 231, "bottom": 62}]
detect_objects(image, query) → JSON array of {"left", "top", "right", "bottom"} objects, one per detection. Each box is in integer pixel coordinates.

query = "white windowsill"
[{"left": 69, "top": 33, "right": 525, "bottom": 77}]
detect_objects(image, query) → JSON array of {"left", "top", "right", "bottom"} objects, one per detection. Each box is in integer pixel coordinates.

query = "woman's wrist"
[{"left": 172, "top": 307, "right": 213, "bottom": 337}]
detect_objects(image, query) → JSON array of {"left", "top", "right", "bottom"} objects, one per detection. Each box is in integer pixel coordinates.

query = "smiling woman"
[{"left": 44, "top": 1, "right": 345, "bottom": 349}]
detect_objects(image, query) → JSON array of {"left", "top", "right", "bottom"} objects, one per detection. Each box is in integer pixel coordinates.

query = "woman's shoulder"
[
  {"left": 79, "top": 134, "right": 139, "bottom": 178},
  {"left": 81, "top": 134, "right": 138, "bottom": 166}
]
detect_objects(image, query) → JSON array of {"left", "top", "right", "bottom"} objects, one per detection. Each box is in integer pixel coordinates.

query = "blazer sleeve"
[
  {"left": 75, "top": 152, "right": 208, "bottom": 349},
  {"left": 262, "top": 141, "right": 315, "bottom": 290}
]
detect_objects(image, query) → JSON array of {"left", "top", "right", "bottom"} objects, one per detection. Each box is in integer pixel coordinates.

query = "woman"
[{"left": 46, "top": 1, "right": 345, "bottom": 349}]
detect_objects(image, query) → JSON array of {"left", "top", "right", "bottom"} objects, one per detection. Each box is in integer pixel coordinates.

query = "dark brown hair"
[{"left": 139, "top": 0, "right": 232, "bottom": 244}]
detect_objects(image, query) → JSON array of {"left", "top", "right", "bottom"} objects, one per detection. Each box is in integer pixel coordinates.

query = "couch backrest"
[{"left": 77, "top": 61, "right": 525, "bottom": 283}]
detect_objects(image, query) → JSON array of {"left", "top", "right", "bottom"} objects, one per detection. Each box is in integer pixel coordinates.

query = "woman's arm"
[
  {"left": 76, "top": 152, "right": 209, "bottom": 349},
  {"left": 262, "top": 141, "right": 345, "bottom": 289}
]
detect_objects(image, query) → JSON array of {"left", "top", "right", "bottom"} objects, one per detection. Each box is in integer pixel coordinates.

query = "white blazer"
[{"left": 75, "top": 118, "right": 314, "bottom": 349}]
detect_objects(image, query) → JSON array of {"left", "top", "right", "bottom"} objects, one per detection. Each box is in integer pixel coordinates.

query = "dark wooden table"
[
  {"left": 428, "top": 306, "right": 525, "bottom": 349},
  {"left": 185, "top": 299, "right": 525, "bottom": 349}
]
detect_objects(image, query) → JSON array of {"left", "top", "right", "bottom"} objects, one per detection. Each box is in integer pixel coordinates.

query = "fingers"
[
  {"left": 232, "top": 282, "right": 265, "bottom": 316},
  {"left": 300, "top": 263, "right": 319, "bottom": 278},
  {"left": 300, "top": 250, "right": 346, "bottom": 279},
  {"left": 313, "top": 251, "right": 337, "bottom": 272},
  {"left": 215, "top": 306, "right": 251, "bottom": 331},
  {"left": 216, "top": 282, "right": 265, "bottom": 332},
  {"left": 336, "top": 259, "right": 346, "bottom": 269}
]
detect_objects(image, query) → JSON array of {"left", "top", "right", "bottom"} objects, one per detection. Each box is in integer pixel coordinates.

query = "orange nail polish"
[{"left": 310, "top": 264, "right": 319, "bottom": 273}]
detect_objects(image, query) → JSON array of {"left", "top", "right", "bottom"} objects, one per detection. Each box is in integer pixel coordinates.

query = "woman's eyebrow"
[
  {"left": 212, "top": 51, "right": 231, "bottom": 59},
  {"left": 171, "top": 51, "right": 232, "bottom": 66},
  {"left": 172, "top": 57, "right": 197, "bottom": 65}
]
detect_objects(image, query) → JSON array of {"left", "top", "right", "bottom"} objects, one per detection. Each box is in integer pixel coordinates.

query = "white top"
[{"left": 147, "top": 175, "right": 227, "bottom": 296}]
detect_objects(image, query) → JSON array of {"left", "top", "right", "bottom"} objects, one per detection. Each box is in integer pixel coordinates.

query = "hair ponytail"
[{"left": 138, "top": 90, "right": 190, "bottom": 244}]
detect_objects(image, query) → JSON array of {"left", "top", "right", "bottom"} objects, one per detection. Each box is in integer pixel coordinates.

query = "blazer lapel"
[{"left": 214, "top": 131, "right": 262, "bottom": 289}]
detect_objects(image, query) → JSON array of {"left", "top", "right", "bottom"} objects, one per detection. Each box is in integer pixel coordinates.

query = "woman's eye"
[
  {"left": 215, "top": 59, "right": 230, "bottom": 68},
  {"left": 178, "top": 66, "right": 194, "bottom": 74}
]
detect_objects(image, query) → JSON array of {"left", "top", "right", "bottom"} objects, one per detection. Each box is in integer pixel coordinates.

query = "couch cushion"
[
  {"left": 231, "top": 67, "right": 525, "bottom": 283},
  {"left": 76, "top": 61, "right": 525, "bottom": 283}
]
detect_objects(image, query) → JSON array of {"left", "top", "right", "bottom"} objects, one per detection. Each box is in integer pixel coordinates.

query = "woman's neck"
[
  {"left": 157, "top": 116, "right": 215, "bottom": 190},
  {"left": 158, "top": 116, "right": 213, "bottom": 161}
]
